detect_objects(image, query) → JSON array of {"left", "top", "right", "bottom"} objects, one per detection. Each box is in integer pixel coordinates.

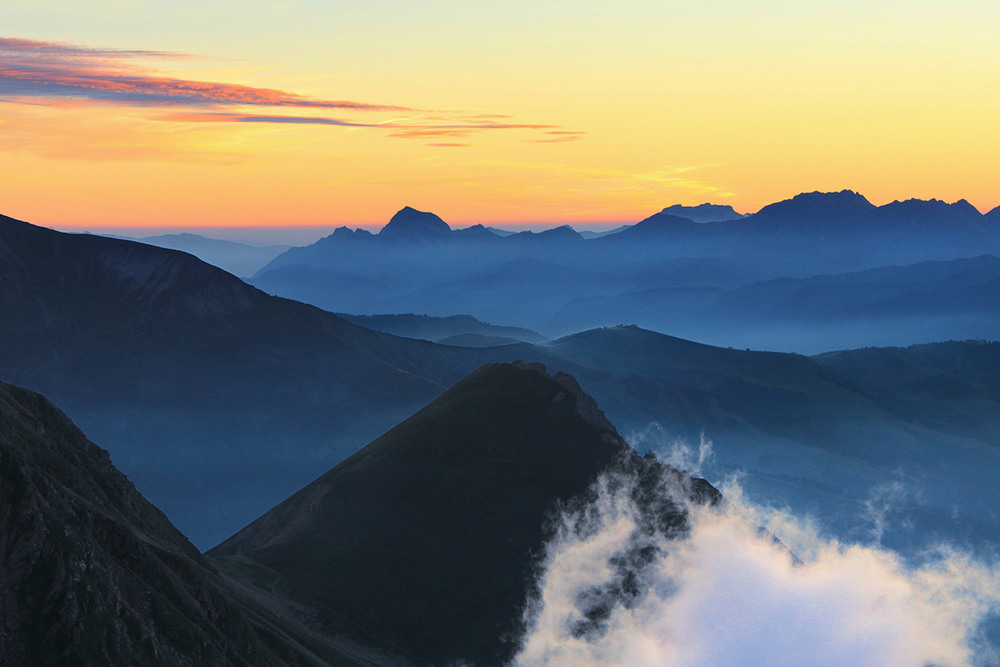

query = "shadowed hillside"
[
  {"left": 0, "top": 379, "right": 362, "bottom": 666},
  {"left": 212, "top": 362, "right": 720, "bottom": 666}
]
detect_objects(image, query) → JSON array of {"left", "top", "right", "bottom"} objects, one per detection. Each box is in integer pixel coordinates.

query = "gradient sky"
[{"left": 3, "top": 1, "right": 998, "bottom": 231}]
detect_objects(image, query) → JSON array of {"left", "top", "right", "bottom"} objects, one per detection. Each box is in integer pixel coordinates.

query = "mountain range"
[
  {"left": 248, "top": 192, "right": 1000, "bottom": 348},
  {"left": 3, "top": 210, "right": 1000, "bottom": 560},
  {"left": 550, "top": 254, "right": 1000, "bottom": 351}
]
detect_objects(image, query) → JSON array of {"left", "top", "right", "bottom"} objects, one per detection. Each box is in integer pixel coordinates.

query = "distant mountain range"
[
  {"left": 249, "top": 192, "right": 1000, "bottom": 347},
  {"left": 549, "top": 254, "right": 1000, "bottom": 351},
  {"left": 2, "top": 211, "right": 999, "bottom": 559}
]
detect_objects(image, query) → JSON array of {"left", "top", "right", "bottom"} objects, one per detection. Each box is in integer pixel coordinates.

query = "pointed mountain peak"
[
  {"left": 379, "top": 205, "right": 452, "bottom": 240},
  {"left": 211, "top": 361, "right": 719, "bottom": 665}
]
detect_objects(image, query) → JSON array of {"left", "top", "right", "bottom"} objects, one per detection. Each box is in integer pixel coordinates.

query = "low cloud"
[{"left": 515, "top": 462, "right": 1000, "bottom": 666}]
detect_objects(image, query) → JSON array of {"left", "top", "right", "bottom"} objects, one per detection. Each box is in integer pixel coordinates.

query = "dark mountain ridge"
[
  {"left": 211, "top": 361, "right": 721, "bottom": 666},
  {"left": 0, "top": 378, "right": 356, "bottom": 666},
  {"left": 0, "top": 212, "right": 490, "bottom": 546}
]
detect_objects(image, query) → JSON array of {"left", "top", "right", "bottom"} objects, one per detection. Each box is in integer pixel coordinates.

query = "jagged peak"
[{"left": 880, "top": 197, "right": 984, "bottom": 218}]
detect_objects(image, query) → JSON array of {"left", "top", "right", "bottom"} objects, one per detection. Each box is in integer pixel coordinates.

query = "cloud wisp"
[
  {"left": 515, "top": 462, "right": 1000, "bottom": 667},
  {"left": 0, "top": 36, "right": 402, "bottom": 111},
  {"left": 0, "top": 37, "right": 579, "bottom": 145}
]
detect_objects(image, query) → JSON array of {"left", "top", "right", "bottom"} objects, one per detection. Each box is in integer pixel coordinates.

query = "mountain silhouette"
[
  {"left": 251, "top": 192, "right": 1000, "bottom": 335},
  {"left": 377, "top": 205, "right": 453, "bottom": 241},
  {"left": 211, "top": 362, "right": 721, "bottom": 665},
  {"left": 0, "top": 212, "right": 487, "bottom": 546},
  {"left": 3, "top": 209, "right": 999, "bottom": 562},
  {"left": 748, "top": 190, "right": 878, "bottom": 229},
  {"left": 658, "top": 203, "right": 744, "bottom": 222},
  {"left": 0, "top": 378, "right": 355, "bottom": 666},
  {"left": 609, "top": 211, "right": 703, "bottom": 240}
]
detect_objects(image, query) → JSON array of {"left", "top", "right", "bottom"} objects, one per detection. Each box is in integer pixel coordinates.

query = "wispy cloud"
[
  {"left": 157, "top": 112, "right": 376, "bottom": 127},
  {"left": 531, "top": 130, "right": 586, "bottom": 143},
  {"left": 0, "top": 36, "right": 581, "bottom": 146},
  {"left": 0, "top": 37, "right": 403, "bottom": 111}
]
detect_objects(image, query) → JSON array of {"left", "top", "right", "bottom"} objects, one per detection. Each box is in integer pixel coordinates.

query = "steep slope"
[
  {"left": 211, "top": 362, "right": 720, "bottom": 666},
  {"left": 0, "top": 379, "right": 358, "bottom": 666},
  {"left": 0, "top": 213, "right": 487, "bottom": 547}
]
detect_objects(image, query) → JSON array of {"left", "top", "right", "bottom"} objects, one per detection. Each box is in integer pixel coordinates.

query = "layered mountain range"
[
  {"left": 248, "top": 192, "right": 1000, "bottom": 349},
  {"left": 2, "top": 210, "right": 999, "bottom": 561}
]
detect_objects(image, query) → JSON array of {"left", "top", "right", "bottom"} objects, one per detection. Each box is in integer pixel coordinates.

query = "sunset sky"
[{"left": 3, "top": 1, "right": 998, "bottom": 233}]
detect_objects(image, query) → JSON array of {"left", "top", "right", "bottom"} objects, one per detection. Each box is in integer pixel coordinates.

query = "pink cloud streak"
[
  {"left": 0, "top": 36, "right": 405, "bottom": 111},
  {"left": 0, "top": 37, "right": 583, "bottom": 143}
]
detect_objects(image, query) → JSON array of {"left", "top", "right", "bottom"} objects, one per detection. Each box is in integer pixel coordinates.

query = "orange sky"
[{"left": 2, "top": 2, "right": 998, "bottom": 232}]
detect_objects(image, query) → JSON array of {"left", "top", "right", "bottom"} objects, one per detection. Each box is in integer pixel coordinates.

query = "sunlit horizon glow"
[{"left": 2, "top": 1, "right": 998, "bottom": 230}]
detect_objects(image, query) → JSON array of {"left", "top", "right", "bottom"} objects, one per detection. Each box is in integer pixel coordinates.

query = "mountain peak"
[
  {"left": 659, "top": 203, "right": 744, "bottom": 223},
  {"left": 379, "top": 205, "right": 452, "bottom": 240},
  {"left": 211, "top": 361, "right": 717, "bottom": 665},
  {"left": 750, "top": 190, "right": 877, "bottom": 228},
  {"left": 761, "top": 189, "right": 875, "bottom": 213}
]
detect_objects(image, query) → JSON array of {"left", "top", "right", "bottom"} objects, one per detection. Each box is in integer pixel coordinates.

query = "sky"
[{"left": 2, "top": 1, "right": 998, "bottom": 232}]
